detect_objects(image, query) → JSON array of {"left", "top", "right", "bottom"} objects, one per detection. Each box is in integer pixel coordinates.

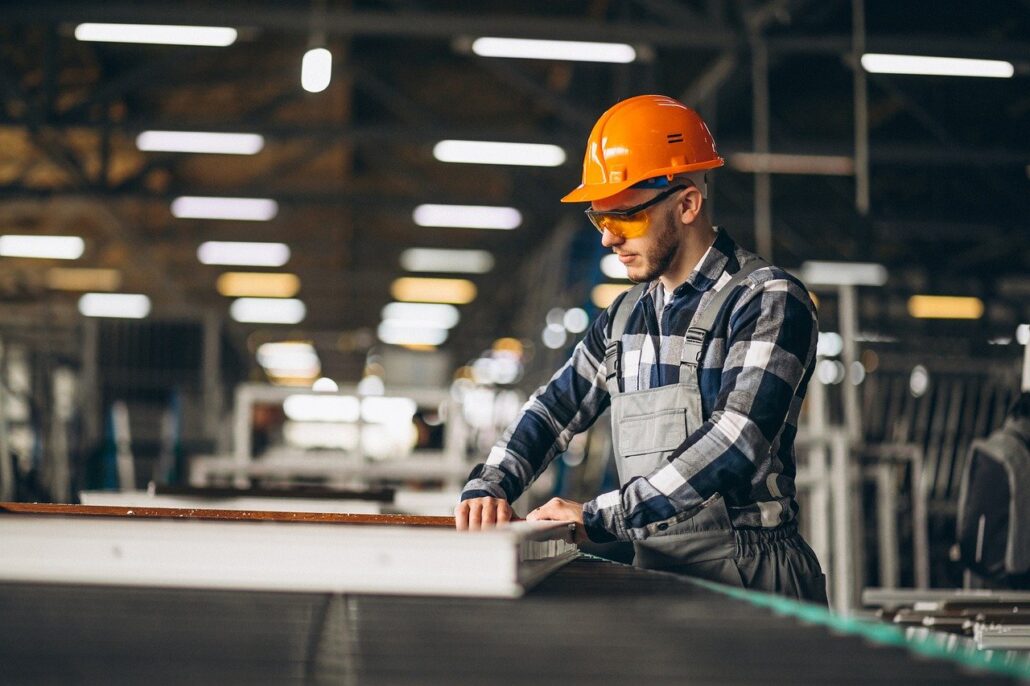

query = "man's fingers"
[
  {"left": 468, "top": 501, "right": 483, "bottom": 530},
  {"left": 454, "top": 501, "right": 469, "bottom": 531},
  {"left": 481, "top": 502, "right": 497, "bottom": 526},
  {"left": 455, "top": 497, "right": 516, "bottom": 531}
]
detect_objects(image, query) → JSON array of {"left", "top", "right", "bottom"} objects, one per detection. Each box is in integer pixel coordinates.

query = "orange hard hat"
[{"left": 561, "top": 94, "right": 724, "bottom": 203}]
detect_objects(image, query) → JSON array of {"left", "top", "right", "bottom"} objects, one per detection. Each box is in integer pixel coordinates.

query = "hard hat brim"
[
  {"left": 560, "top": 179, "right": 636, "bottom": 204},
  {"left": 560, "top": 158, "right": 725, "bottom": 204}
]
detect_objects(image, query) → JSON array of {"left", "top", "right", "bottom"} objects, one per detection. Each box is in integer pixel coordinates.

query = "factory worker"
[{"left": 456, "top": 94, "right": 827, "bottom": 604}]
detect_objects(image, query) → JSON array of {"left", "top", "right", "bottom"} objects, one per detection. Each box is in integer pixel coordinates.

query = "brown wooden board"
[{"left": 0, "top": 502, "right": 453, "bottom": 527}]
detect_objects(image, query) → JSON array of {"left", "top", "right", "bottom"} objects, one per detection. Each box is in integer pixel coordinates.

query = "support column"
[
  {"left": 751, "top": 37, "right": 772, "bottom": 259},
  {"left": 852, "top": 0, "right": 870, "bottom": 216}
]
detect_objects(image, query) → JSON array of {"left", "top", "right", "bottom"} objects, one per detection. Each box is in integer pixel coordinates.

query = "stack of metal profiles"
[
  {"left": 2, "top": 555, "right": 1027, "bottom": 684},
  {"left": 865, "top": 588, "right": 1030, "bottom": 654}
]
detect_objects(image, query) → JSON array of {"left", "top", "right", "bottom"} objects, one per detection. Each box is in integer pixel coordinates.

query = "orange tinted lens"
[{"left": 595, "top": 213, "right": 649, "bottom": 239}]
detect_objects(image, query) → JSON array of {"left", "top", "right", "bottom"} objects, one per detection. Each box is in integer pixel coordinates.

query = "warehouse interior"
[{"left": 1, "top": 1, "right": 1029, "bottom": 682}]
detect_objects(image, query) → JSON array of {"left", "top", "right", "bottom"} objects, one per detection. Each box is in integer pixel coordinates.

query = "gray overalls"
[{"left": 605, "top": 258, "right": 827, "bottom": 604}]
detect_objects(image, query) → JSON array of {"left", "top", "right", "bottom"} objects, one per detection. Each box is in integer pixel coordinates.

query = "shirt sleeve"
[
  {"left": 459, "top": 301, "right": 618, "bottom": 504},
  {"left": 581, "top": 274, "right": 818, "bottom": 542}
]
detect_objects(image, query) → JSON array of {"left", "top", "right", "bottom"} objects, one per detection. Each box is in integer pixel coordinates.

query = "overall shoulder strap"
[
  {"left": 681, "top": 258, "right": 769, "bottom": 371},
  {"left": 604, "top": 282, "right": 647, "bottom": 395}
]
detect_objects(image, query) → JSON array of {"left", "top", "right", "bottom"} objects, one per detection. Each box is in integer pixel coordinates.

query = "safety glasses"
[{"left": 584, "top": 185, "right": 686, "bottom": 239}]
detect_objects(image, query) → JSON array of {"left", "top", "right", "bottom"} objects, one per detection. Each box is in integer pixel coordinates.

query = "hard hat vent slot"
[{"left": 667, "top": 133, "right": 684, "bottom": 143}]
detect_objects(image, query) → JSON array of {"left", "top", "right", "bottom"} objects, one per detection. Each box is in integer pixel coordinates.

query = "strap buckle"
[
  {"left": 604, "top": 341, "right": 623, "bottom": 392},
  {"left": 684, "top": 327, "right": 707, "bottom": 345}
]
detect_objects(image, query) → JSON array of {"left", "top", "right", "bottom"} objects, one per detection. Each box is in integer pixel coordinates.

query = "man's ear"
[{"left": 677, "top": 186, "right": 704, "bottom": 225}]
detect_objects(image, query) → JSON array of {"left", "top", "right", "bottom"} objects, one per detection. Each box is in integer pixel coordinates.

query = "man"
[{"left": 455, "top": 94, "right": 827, "bottom": 603}]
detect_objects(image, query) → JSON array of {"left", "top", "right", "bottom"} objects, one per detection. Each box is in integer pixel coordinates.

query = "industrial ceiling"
[{"left": 1, "top": 1, "right": 1027, "bottom": 380}]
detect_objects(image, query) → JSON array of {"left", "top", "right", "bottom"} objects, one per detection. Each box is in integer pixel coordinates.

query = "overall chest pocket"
[{"left": 619, "top": 408, "right": 687, "bottom": 457}]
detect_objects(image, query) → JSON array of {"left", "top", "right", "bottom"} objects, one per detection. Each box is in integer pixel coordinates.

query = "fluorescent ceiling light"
[
  {"left": 302, "top": 47, "right": 333, "bottom": 93},
  {"left": 362, "top": 397, "right": 417, "bottom": 424},
  {"left": 861, "top": 53, "right": 1014, "bottom": 78},
  {"left": 907, "top": 295, "right": 984, "bottom": 320},
  {"left": 216, "top": 272, "right": 300, "bottom": 298},
  {"left": 46, "top": 267, "right": 121, "bottom": 291},
  {"left": 729, "top": 153, "right": 855, "bottom": 176},
  {"left": 413, "top": 204, "right": 521, "bottom": 230},
  {"left": 471, "top": 37, "right": 636, "bottom": 63},
  {"left": 78, "top": 293, "right": 151, "bottom": 319},
  {"left": 600, "top": 254, "right": 630, "bottom": 280},
  {"left": 230, "top": 298, "right": 306, "bottom": 324},
  {"left": 136, "top": 130, "right": 264, "bottom": 155},
  {"left": 377, "top": 321, "right": 449, "bottom": 347},
  {"left": 381, "top": 302, "right": 461, "bottom": 329},
  {"left": 197, "top": 241, "right": 290, "bottom": 267},
  {"left": 0, "top": 235, "right": 84, "bottom": 260},
  {"left": 283, "top": 394, "right": 360, "bottom": 422},
  {"left": 591, "top": 283, "right": 630, "bottom": 309},
  {"left": 172, "top": 196, "right": 278, "bottom": 221},
  {"left": 433, "top": 140, "right": 566, "bottom": 167},
  {"left": 800, "top": 261, "right": 888, "bottom": 287},
  {"left": 390, "top": 277, "right": 477, "bottom": 304},
  {"left": 256, "top": 342, "right": 320, "bottom": 378},
  {"left": 74, "top": 23, "right": 237, "bottom": 47},
  {"left": 400, "top": 248, "right": 494, "bottom": 274},
  {"left": 312, "top": 377, "right": 339, "bottom": 393}
]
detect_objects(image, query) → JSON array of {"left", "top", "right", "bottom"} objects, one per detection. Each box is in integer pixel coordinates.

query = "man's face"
[{"left": 592, "top": 187, "right": 682, "bottom": 284}]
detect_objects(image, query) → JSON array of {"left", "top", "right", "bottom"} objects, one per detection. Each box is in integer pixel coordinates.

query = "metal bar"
[
  {"left": 875, "top": 464, "right": 899, "bottom": 588},
  {"left": 1023, "top": 331, "right": 1030, "bottom": 392},
  {"left": 911, "top": 445, "right": 931, "bottom": 589},
  {"left": 679, "top": 51, "right": 738, "bottom": 108},
  {"left": 751, "top": 38, "right": 772, "bottom": 259},
  {"left": 863, "top": 587, "right": 1030, "bottom": 609},
  {"left": 232, "top": 384, "right": 253, "bottom": 488},
  {"left": 839, "top": 285, "right": 863, "bottom": 442},
  {"left": 851, "top": 0, "right": 869, "bottom": 216},
  {"left": 831, "top": 430, "right": 860, "bottom": 612},
  {"left": 201, "top": 310, "right": 223, "bottom": 446},
  {"left": 802, "top": 380, "right": 832, "bottom": 578}
]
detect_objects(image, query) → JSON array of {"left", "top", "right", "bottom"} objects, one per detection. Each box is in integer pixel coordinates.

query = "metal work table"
[{"left": 1, "top": 556, "right": 1022, "bottom": 685}]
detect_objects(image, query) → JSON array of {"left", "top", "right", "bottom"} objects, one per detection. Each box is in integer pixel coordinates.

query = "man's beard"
[{"left": 629, "top": 213, "right": 680, "bottom": 283}]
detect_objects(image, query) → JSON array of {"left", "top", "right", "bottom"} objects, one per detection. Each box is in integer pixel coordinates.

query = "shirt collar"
[{"left": 644, "top": 227, "right": 737, "bottom": 299}]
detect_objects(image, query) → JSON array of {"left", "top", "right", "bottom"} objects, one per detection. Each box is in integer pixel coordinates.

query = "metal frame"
[{"left": 224, "top": 382, "right": 469, "bottom": 491}]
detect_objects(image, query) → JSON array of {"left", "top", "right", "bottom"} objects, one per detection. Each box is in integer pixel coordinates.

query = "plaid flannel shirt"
[{"left": 461, "top": 229, "right": 819, "bottom": 542}]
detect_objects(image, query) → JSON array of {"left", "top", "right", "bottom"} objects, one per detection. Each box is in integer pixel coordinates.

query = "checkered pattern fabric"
[{"left": 461, "top": 229, "right": 819, "bottom": 543}]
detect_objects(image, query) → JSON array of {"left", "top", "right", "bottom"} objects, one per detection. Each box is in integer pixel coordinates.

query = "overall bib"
[{"left": 605, "top": 259, "right": 827, "bottom": 603}]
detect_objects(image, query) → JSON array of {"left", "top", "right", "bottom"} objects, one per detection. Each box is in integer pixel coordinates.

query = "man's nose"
[{"left": 600, "top": 228, "right": 623, "bottom": 248}]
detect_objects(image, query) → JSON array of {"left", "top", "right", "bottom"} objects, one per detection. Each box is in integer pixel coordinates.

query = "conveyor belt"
[{"left": 0, "top": 557, "right": 1021, "bottom": 685}]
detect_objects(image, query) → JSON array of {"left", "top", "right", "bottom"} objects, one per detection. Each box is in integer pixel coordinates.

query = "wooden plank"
[{"left": 0, "top": 502, "right": 453, "bottom": 527}]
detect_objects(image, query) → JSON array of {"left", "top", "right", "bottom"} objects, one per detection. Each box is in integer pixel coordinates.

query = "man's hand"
[
  {"left": 455, "top": 497, "right": 514, "bottom": 531},
  {"left": 527, "top": 497, "right": 588, "bottom": 543}
]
